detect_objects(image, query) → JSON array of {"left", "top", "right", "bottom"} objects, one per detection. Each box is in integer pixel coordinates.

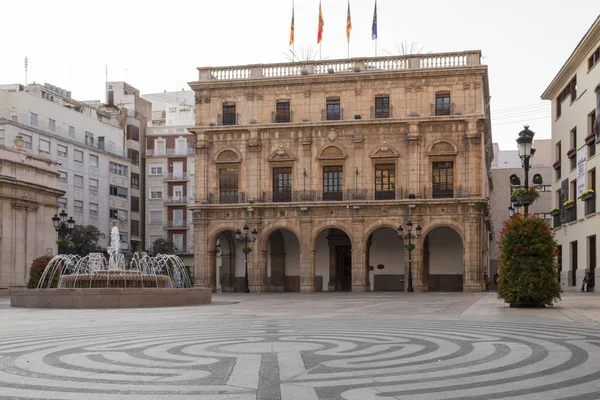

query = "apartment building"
[
  {"left": 0, "top": 83, "right": 133, "bottom": 250},
  {"left": 489, "top": 140, "right": 553, "bottom": 279},
  {"left": 188, "top": 51, "right": 494, "bottom": 293},
  {"left": 542, "top": 15, "right": 600, "bottom": 291},
  {"left": 143, "top": 92, "right": 195, "bottom": 266}
]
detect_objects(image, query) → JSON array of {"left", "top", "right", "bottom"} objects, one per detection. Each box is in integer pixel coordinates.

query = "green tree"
[
  {"left": 497, "top": 214, "right": 561, "bottom": 307},
  {"left": 60, "top": 225, "right": 105, "bottom": 256},
  {"left": 151, "top": 238, "right": 176, "bottom": 255}
]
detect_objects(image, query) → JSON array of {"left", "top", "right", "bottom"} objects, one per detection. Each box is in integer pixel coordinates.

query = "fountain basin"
[
  {"left": 9, "top": 287, "right": 211, "bottom": 309},
  {"left": 60, "top": 272, "right": 173, "bottom": 289}
]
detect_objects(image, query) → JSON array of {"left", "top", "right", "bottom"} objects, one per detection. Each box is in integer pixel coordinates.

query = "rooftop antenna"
[{"left": 24, "top": 57, "right": 29, "bottom": 85}]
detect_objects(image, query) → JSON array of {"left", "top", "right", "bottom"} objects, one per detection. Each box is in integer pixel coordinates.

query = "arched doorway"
[
  {"left": 213, "top": 230, "right": 247, "bottom": 292},
  {"left": 314, "top": 228, "right": 352, "bottom": 291},
  {"left": 423, "top": 226, "right": 464, "bottom": 291},
  {"left": 266, "top": 229, "right": 301, "bottom": 292},
  {"left": 366, "top": 227, "right": 404, "bottom": 291}
]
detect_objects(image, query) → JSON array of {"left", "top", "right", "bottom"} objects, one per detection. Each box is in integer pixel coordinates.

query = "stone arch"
[
  {"left": 214, "top": 147, "right": 242, "bottom": 163},
  {"left": 311, "top": 223, "right": 354, "bottom": 248},
  {"left": 262, "top": 227, "right": 302, "bottom": 292},
  {"left": 419, "top": 220, "right": 465, "bottom": 245},
  {"left": 207, "top": 226, "right": 241, "bottom": 292},
  {"left": 259, "top": 223, "right": 303, "bottom": 253},
  {"left": 317, "top": 144, "right": 347, "bottom": 160},
  {"left": 419, "top": 221, "right": 465, "bottom": 292},
  {"left": 363, "top": 223, "right": 405, "bottom": 291},
  {"left": 428, "top": 140, "right": 458, "bottom": 156},
  {"left": 363, "top": 222, "right": 400, "bottom": 249}
]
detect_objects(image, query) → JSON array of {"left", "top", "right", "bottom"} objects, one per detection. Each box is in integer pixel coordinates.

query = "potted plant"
[
  {"left": 497, "top": 214, "right": 561, "bottom": 307},
  {"left": 567, "top": 147, "right": 577, "bottom": 159},
  {"left": 579, "top": 189, "right": 595, "bottom": 201},
  {"left": 552, "top": 160, "right": 561, "bottom": 170},
  {"left": 585, "top": 133, "right": 596, "bottom": 145},
  {"left": 549, "top": 207, "right": 560, "bottom": 216},
  {"left": 563, "top": 199, "right": 575, "bottom": 209},
  {"left": 511, "top": 187, "right": 540, "bottom": 206}
]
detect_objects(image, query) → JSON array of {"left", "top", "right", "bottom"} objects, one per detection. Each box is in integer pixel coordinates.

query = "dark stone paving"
[{"left": 0, "top": 293, "right": 600, "bottom": 399}]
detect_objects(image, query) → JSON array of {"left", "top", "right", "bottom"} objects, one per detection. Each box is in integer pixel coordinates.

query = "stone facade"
[
  {"left": 189, "top": 52, "right": 493, "bottom": 293},
  {"left": 0, "top": 146, "right": 64, "bottom": 294}
]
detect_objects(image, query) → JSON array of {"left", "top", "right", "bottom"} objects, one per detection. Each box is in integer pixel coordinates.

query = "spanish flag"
[
  {"left": 346, "top": 1, "right": 352, "bottom": 43},
  {"left": 317, "top": 1, "right": 324, "bottom": 44},
  {"left": 289, "top": 4, "right": 295, "bottom": 46}
]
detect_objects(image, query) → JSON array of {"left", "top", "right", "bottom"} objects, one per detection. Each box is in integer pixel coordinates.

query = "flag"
[
  {"left": 371, "top": 0, "right": 378, "bottom": 40},
  {"left": 317, "top": 1, "right": 324, "bottom": 44},
  {"left": 289, "top": 4, "right": 295, "bottom": 46},
  {"left": 346, "top": 1, "right": 352, "bottom": 43}
]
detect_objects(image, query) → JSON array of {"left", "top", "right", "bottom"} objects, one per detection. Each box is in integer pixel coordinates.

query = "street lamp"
[
  {"left": 235, "top": 223, "right": 258, "bottom": 293},
  {"left": 52, "top": 209, "right": 75, "bottom": 254},
  {"left": 398, "top": 220, "right": 422, "bottom": 292},
  {"left": 516, "top": 125, "right": 536, "bottom": 214}
]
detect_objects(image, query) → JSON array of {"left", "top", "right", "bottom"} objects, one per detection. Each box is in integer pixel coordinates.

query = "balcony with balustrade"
[
  {"left": 163, "top": 196, "right": 189, "bottom": 205},
  {"left": 196, "top": 51, "right": 481, "bottom": 82},
  {"left": 165, "top": 220, "right": 189, "bottom": 230},
  {"left": 203, "top": 186, "right": 476, "bottom": 205},
  {"left": 164, "top": 172, "right": 190, "bottom": 181}
]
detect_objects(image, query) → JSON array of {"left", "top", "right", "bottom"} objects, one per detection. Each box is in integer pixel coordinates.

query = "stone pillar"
[
  {"left": 351, "top": 219, "right": 366, "bottom": 292},
  {"left": 463, "top": 215, "right": 483, "bottom": 292},
  {"left": 410, "top": 237, "right": 424, "bottom": 292},
  {"left": 327, "top": 244, "right": 336, "bottom": 291},
  {"left": 193, "top": 211, "right": 210, "bottom": 288},
  {"left": 300, "top": 220, "right": 314, "bottom": 292},
  {"left": 248, "top": 246, "right": 266, "bottom": 293}
]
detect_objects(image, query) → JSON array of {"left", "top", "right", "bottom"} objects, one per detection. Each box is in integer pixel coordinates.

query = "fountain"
[{"left": 10, "top": 227, "right": 211, "bottom": 308}]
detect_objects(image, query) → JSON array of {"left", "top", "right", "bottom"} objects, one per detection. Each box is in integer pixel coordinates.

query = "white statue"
[{"left": 107, "top": 226, "right": 120, "bottom": 269}]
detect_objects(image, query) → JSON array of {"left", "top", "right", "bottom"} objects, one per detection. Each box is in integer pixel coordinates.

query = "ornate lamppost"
[
  {"left": 516, "top": 125, "right": 536, "bottom": 215},
  {"left": 398, "top": 220, "right": 422, "bottom": 292},
  {"left": 235, "top": 223, "right": 258, "bottom": 293},
  {"left": 52, "top": 210, "right": 75, "bottom": 254}
]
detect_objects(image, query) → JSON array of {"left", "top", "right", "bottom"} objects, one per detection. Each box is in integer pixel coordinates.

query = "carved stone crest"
[{"left": 327, "top": 128, "right": 338, "bottom": 142}]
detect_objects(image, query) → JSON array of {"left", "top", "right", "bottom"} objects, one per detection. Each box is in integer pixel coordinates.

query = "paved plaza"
[{"left": 1, "top": 292, "right": 600, "bottom": 399}]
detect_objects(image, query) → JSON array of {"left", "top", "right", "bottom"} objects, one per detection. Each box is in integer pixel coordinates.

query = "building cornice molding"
[{"left": 541, "top": 15, "right": 600, "bottom": 100}]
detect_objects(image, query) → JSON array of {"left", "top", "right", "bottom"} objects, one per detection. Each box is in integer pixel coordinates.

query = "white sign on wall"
[{"left": 577, "top": 148, "right": 586, "bottom": 197}]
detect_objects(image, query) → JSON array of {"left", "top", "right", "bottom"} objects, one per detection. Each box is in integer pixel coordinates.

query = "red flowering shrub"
[
  {"left": 27, "top": 255, "right": 58, "bottom": 288},
  {"left": 497, "top": 214, "right": 560, "bottom": 306}
]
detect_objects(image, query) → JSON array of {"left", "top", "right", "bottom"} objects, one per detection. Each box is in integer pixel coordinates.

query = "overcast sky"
[{"left": 1, "top": 1, "right": 598, "bottom": 149}]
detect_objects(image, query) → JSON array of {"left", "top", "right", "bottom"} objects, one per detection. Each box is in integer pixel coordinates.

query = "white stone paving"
[{"left": 1, "top": 292, "right": 600, "bottom": 399}]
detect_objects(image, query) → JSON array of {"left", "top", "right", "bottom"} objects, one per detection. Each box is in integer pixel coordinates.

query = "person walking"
[{"left": 581, "top": 274, "right": 589, "bottom": 292}]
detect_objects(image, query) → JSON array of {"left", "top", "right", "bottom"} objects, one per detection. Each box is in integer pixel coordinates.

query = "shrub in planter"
[
  {"left": 27, "top": 255, "right": 57, "bottom": 288},
  {"left": 497, "top": 214, "right": 561, "bottom": 307},
  {"left": 579, "top": 189, "right": 595, "bottom": 200},
  {"left": 563, "top": 199, "right": 575, "bottom": 207}
]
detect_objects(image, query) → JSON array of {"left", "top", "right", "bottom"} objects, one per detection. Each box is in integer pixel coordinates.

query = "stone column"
[
  {"left": 327, "top": 244, "right": 336, "bottom": 291},
  {"left": 463, "top": 215, "right": 483, "bottom": 292},
  {"left": 193, "top": 211, "right": 210, "bottom": 288},
  {"left": 410, "top": 237, "right": 424, "bottom": 292},
  {"left": 351, "top": 219, "right": 366, "bottom": 292},
  {"left": 300, "top": 220, "right": 314, "bottom": 292},
  {"left": 248, "top": 246, "right": 266, "bottom": 293}
]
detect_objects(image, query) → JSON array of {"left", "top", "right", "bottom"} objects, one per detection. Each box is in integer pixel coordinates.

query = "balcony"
[
  {"left": 166, "top": 221, "right": 189, "bottom": 229},
  {"left": 272, "top": 110, "right": 293, "bottom": 123},
  {"left": 208, "top": 191, "right": 246, "bottom": 204},
  {"left": 146, "top": 147, "right": 195, "bottom": 157},
  {"left": 164, "top": 172, "right": 190, "bottom": 181},
  {"left": 166, "top": 147, "right": 196, "bottom": 156},
  {"left": 585, "top": 196, "right": 596, "bottom": 216},
  {"left": 564, "top": 206, "right": 577, "bottom": 223},
  {"left": 197, "top": 51, "right": 482, "bottom": 82},
  {"left": 163, "top": 196, "right": 188, "bottom": 205},
  {"left": 174, "top": 246, "right": 194, "bottom": 255},
  {"left": 204, "top": 186, "right": 476, "bottom": 205},
  {"left": 553, "top": 214, "right": 561, "bottom": 229}
]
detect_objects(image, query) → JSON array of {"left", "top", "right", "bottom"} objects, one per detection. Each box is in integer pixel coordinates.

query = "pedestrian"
[{"left": 581, "top": 274, "right": 588, "bottom": 292}]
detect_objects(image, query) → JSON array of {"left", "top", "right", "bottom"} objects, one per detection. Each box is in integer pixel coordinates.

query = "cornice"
[
  {"left": 189, "top": 66, "right": 488, "bottom": 92},
  {"left": 541, "top": 15, "right": 600, "bottom": 100}
]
